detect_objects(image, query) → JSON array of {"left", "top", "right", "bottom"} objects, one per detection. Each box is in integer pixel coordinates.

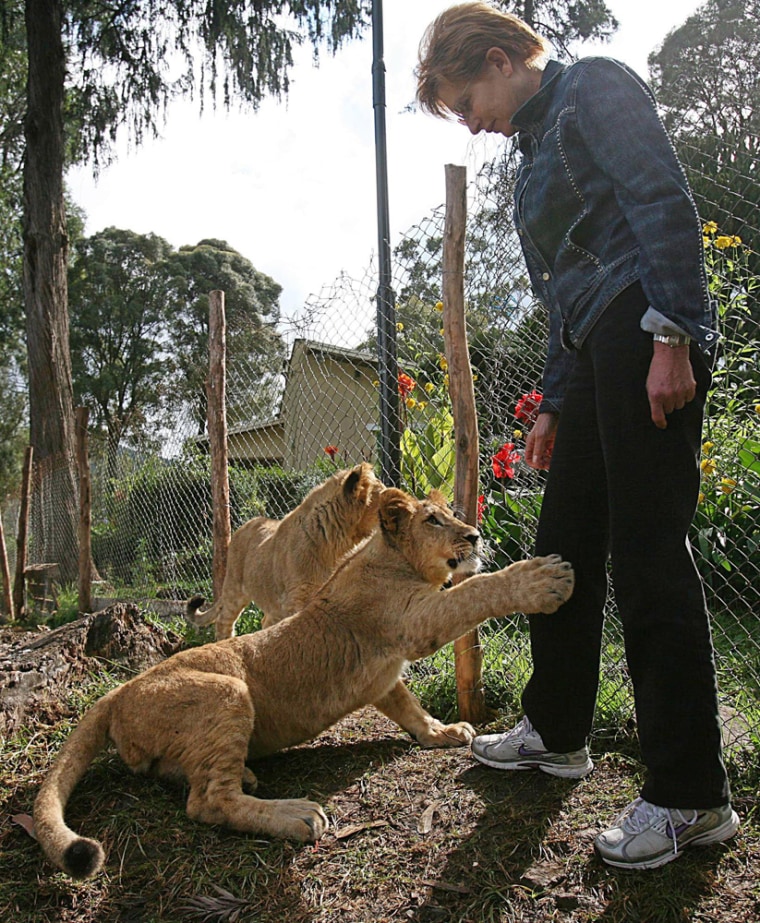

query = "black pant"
[{"left": 523, "top": 283, "right": 730, "bottom": 808}]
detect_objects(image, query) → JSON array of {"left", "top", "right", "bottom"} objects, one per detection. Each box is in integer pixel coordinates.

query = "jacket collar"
[{"left": 512, "top": 59, "right": 565, "bottom": 135}]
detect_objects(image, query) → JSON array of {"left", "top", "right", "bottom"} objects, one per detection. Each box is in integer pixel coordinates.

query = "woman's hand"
[
  {"left": 525, "top": 412, "right": 559, "bottom": 470},
  {"left": 647, "top": 342, "right": 696, "bottom": 429}
]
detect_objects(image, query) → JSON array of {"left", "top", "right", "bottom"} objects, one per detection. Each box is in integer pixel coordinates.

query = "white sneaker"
[
  {"left": 471, "top": 716, "right": 594, "bottom": 779},
  {"left": 595, "top": 797, "right": 740, "bottom": 869}
]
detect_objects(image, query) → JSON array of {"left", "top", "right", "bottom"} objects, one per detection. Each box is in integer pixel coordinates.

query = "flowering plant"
[
  {"left": 491, "top": 442, "right": 520, "bottom": 480},
  {"left": 398, "top": 372, "right": 416, "bottom": 400},
  {"left": 514, "top": 389, "right": 543, "bottom": 427}
]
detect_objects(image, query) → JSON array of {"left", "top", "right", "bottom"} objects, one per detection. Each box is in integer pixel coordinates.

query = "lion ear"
[
  {"left": 343, "top": 466, "right": 363, "bottom": 497},
  {"left": 378, "top": 488, "right": 416, "bottom": 535},
  {"left": 343, "top": 463, "right": 375, "bottom": 499}
]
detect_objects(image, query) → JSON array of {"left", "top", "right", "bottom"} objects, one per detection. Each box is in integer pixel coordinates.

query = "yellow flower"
[
  {"left": 755, "top": 403, "right": 760, "bottom": 415},
  {"left": 472, "top": 374, "right": 479, "bottom": 382},
  {"left": 416, "top": 401, "right": 428, "bottom": 411},
  {"left": 434, "top": 301, "right": 444, "bottom": 312},
  {"left": 702, "top": 441, "right": 714, "bottom": 453},
  {"left": 719, "top": 477, "right": 737, "bottom": 495},
  {"left": 396, "top": 322, "right": 404, "bottom": 332},
  {"left": 372, "top": 380, "right": 379, "bottom": 388},
  {"left": 700, "top": 458, "right": 717, "bottom": 476},
  {"left": 703, "top": 221, "right": 718, "bottom": 235},
  {"left": 406, "top": 397, "right": 417, "bottom": 410},
  {"left": 443, "top": 374, "right": 450, "bottom": 387},
  {"left": 439, "top": 355, "right": 448, "bottom": 371},
  {"left": 513, "top": 429, "right": 523, "bottom": 439},
  {"left": 698, "top": 492, "right": 705, "bottom": 504},
  {"left": 424, "top": 382, "right": 435, "bottom": 394},
  {"left": 714, "top": 235, "right": 741, "bottom": 249}
]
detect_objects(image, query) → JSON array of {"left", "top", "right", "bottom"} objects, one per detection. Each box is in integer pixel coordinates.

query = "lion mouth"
[{"left": 447, "top": 549, "right": 482, "bottom": 573}]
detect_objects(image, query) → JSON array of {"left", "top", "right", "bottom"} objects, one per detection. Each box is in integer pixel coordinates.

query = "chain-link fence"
[{"left": 4, "top": 128, "right": 758, "bottom": 759}]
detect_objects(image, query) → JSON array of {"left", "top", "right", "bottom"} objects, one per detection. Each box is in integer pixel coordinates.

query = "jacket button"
[{"left": 542, "top": 272, "right": 550, "bottom": 281}]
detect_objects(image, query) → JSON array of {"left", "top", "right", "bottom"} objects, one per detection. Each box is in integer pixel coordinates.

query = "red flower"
[
  {"left": 324, "top": 445, "right": 339, "bottom": 461},
  {"left": 492, "top": 442, "right": 520, "bottom": 479},
  {"left": 398, "top": 372, "right": 416, "bottom": 399},
  {"left": 477, "top": 494, "right": 486, "bottom": 523},
  {"left": 515, "top": 389, "right": 543, "bottom": 426}
]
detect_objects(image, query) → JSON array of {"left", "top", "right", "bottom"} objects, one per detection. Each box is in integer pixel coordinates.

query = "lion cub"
[
  {"left": 34, "top": 488, "right": 574, "bottom": 879},
  {"left": 187, "top": 463, "right": 385, "bottom": 639}
]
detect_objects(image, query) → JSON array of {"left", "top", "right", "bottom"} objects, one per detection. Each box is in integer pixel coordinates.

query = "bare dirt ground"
[{"left": 1, "top": 624, "right": 758, "bottom": 923}]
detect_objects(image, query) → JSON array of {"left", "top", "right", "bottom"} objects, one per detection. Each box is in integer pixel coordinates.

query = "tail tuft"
[
  {"left": 186, "top": 595, "right": 205, "bottom": 620},
  {"left": 64, "top": 837, "right": 105, "bottom": 879}
]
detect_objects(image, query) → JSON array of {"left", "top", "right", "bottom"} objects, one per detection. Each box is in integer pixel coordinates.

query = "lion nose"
[{"left": 466, "top": 531, "right": 480, "bottom": 546}]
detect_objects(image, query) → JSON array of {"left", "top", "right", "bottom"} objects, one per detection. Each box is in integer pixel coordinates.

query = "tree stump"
[{"left": 0, "top": 603, "right": 184, "bottom": 737}]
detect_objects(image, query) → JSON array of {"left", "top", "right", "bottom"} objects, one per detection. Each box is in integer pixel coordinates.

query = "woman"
[{"left": 415, "top": 1, "right": 738, "bottom": 870}]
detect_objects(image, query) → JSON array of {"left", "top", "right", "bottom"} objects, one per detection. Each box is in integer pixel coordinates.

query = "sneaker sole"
[
  {"left": 597, "top": 810, "right": 740, "bottom": 870},
  {"left": 471, "top": 750, "right": 594, "bottom": 779}
]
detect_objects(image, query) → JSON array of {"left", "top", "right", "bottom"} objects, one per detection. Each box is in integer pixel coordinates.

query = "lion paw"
[
  {"left": 267, "top": 798, "right": 329, "bottom": 842},
  {"left": 416, "top": 720, "right": 476, "bottom": 748},
  {"left": 516, "top": 554, "right": 575, "bottom": 614}
]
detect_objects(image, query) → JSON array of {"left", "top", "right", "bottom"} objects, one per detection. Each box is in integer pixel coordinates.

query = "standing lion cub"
[
  {"left": 187, "top": 463, "right": 385, "bottom": 639},
  {"left": 34, "top": 488, "right": 574, "bottom": 880}
]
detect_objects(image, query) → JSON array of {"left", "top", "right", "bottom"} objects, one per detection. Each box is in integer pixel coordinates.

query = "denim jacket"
[{"left": 511, "top": 58, "right": 718, "bottom": 412}]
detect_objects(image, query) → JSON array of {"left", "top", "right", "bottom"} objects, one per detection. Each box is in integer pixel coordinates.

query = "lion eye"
[{"left": 425, "top": 513, "right": 442, "bottom": 526}]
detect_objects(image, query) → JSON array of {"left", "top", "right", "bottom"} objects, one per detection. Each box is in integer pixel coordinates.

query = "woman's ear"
[{"left": 485, "top": 46, "right": 513, "bottom": 76}]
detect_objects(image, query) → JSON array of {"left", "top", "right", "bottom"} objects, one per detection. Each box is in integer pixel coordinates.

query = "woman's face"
[{"left": 438, "top": 48, "right": 539, "bottom": 137}]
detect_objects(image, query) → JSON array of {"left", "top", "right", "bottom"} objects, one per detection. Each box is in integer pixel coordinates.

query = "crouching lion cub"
[
  {"left": 187, "top": 462, "right": 385, "bottom": 639},
  {"left": 34, "top": 488, "right": 574, "bottom": 880}
]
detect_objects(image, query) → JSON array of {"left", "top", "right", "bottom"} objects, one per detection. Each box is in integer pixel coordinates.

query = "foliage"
[
  {"left": 90, "top": 454, "right": 327, "bottom": 590},
  {"left": 495, "top": 0, "right": 618, "bottom": 59},
  {"left": 400, "top": 400, "right": 456, "bottom": 501},
  {"left": 68, "top": 227, "right": 179, "bottom": 466},
  {"left": 480, "top": 485, "right": 543, "bottom": 569},
  {"left": 163, "top": 239, "right": 287, "bottom": 435},
  {"left": 691, "top": 226, "right": 760, "bottom": 605},
  {"left": 45, "top": 585, "right": 81, "bottom": 627},
  {"left": 52, "top": 0, "right": 372, "bottom": 168},
  {"left": 649, "top": 0, "right": 760, "bottom": 276},
  {"left": 68, "top": 229, "right": 287, "bottom": 465}
]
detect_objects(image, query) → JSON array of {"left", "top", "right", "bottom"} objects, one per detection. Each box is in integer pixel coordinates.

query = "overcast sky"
[{"left": 66, "top": 0, "right": 703, "bottom": 323}]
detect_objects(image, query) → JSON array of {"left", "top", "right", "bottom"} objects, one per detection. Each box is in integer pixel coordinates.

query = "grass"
[{"left": 1, "top": 617, "right": 759, "bottom": 923}]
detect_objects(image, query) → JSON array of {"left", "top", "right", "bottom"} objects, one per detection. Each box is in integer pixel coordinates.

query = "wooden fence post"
[
  {"left": 443, "top": 163, "right": 488, "bottom": 725},
  {"left": 207, "top": 290, "right": 231, "bottom": 601},
  {"left": 76, "top": 406, "right": 92, "bottom": 614},
  {"left": 0, "top": 513, "right": 13, "bottom": 622},
  {"left": 12, "top": 446, "right": 34, "bottom": 620}
]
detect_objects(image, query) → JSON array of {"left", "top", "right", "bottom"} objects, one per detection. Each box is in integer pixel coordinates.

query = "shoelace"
[
  {"left": 620, "top": 798, "right": 699, "bottom": 857},
  {"left": 505, "top": 715, "right": 538, "bottom": 745}
]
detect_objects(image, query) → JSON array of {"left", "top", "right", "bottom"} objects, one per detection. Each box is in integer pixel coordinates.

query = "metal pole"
[{"left": 372, "top": 0, "right": 401, "bottom": 486}]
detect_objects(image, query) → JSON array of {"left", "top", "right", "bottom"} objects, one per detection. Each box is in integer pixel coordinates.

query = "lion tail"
[
  {"left": 185, "top": 594, "right": 220, "bottom": 627},
  {"left": 33, "top": 691, "right": 115, "bottom": 878}
]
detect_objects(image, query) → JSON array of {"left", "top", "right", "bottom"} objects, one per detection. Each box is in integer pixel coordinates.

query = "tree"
[
  {"left": 68, "top": 227, "right": 178, "bottom": 474},
  {"left": 69, "top": 231, "right": 287, "bottom": 469},
  {"left": 497, "top": 0, "right": 618, "bottom": 58},
  {"left": 1, "top": 0, "right": 370, "bottom": 582},
  {"left": 165, "top": 239, "right": 286, "bottom": 435},
  {"left": 648, "top": 0, "right": 760, "bottom": 266}
]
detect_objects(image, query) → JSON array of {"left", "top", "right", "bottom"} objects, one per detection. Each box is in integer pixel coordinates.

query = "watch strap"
[{"left": 653, "top": 333, "right": 691, "bottom": 348}]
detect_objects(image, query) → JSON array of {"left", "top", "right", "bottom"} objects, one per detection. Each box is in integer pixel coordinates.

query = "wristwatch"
[{"left": 653, "top": 333, "right": 691, "bottom": 348}]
